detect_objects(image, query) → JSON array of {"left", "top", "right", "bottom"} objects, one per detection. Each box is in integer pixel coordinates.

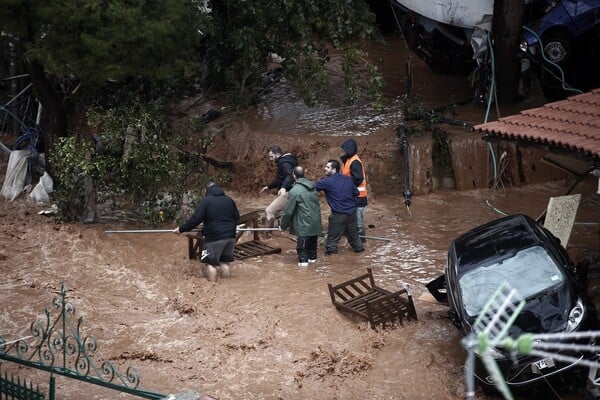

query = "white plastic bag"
[
  {"left": 40, "top": 171, "right": 54, "bottom": 193},
  {"left": 29, "top": 181, "right": 50, "bottom": 203},
  {"left": 27, "top": 172, "right": 54, "bottom": 204},
  {"left": 1, "top": 150, "right": 30, "bottom": 201}
]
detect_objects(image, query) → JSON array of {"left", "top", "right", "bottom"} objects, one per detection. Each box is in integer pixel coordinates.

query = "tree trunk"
[
  {"left": 492, "top": 0, "right": 525, "bottom": 104},
  {"left": 23, "top": 58, "right": 68, "bottom": 154}
]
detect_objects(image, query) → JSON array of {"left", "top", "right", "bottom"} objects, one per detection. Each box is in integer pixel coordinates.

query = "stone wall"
[{"left": 390, "top": 128, "right": 570, "bottom": 196}]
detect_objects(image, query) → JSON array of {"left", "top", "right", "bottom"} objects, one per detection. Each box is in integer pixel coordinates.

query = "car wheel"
[
  {"left": 542, "top": 31, "right": 572, "bottom": 65},
  {"left": 538, "top": 31, "right": 575, "bottom": 101}
]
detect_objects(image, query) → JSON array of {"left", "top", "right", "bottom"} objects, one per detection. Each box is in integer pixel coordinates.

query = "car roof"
[{"left": 451, "top": 214, "right": 543, "bottom": 270}]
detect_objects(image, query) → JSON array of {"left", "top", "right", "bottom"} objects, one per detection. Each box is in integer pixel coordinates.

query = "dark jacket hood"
[
  {"left": 279, "top": 153, "right": 297, "bottom": 165},
  {"left": 206, "top": 185, "right": 225, "bottom": 196},
  {"left": 341, "top": 139, "right": 357, "bottom": 157}
]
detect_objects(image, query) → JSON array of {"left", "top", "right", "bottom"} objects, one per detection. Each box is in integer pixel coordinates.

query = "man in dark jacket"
[
  {"left": 259, "top": 145, "right": 297, "bottom": 234},
  {"left": 340, "top": 138, "right": 368, "bottom": 242},
  {"left": 315, "top": 159, "right": 364, "bottom": 255},
  {"left": 280, "top": 166, "right": 323, "bottom": 267},
  {"left": 173, "top": 181, "right": 240, "bottom": 281}
]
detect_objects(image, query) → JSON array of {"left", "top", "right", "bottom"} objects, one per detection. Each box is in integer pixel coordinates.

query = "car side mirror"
[{"left": 426, "top": 274, "right": 448, "bottom": 304}]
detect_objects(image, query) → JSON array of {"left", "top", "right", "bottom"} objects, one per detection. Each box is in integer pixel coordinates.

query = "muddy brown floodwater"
[{"left": 1, "top": 37, "right": 598, "bottom": 400}]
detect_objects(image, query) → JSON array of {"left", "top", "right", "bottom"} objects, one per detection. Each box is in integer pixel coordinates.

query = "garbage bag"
[
  {"left": 29, "top": 181, "right": 50, "bottom": 203},
  {"left": 40, "top": 171, "right": 53, "bottom": 193},
  {"left": 1, "top": 150, "right": 30, "bottom": 201}
]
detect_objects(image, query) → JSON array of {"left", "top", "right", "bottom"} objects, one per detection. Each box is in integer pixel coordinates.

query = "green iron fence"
[
  {"left": 0, "top": 283, "right": 166, "bottom": 400},
  {"left": 0, "top": 364, "right": 47, "bottom": 400}
]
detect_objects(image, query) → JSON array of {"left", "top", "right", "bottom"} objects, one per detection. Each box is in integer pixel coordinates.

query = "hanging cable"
[
  {"left": 484, "top": 31, "right": 498, "bottom": 184},
  {"left": 522, "top": 25, "right": 583, "bottom": 95},
  {"left": 390, "top": 1, "right": 414, "bottom": 96}
]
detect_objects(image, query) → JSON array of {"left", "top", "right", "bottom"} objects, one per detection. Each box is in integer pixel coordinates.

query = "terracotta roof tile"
[{"left": 474, "top": 88, "right": 600, "bottom": 159}]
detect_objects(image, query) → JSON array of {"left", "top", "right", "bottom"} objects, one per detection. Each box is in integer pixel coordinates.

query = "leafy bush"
[
  {"left": 200, "top": 0, "right": 383, "bottom": 108},
  {"left": 51, "top": 104, "right": 185, "bottom": 223}
]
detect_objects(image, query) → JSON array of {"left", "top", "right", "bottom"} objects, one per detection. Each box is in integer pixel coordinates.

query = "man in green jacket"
[{"left": 280, "top": 166, "right": 323, "bottom": 267}]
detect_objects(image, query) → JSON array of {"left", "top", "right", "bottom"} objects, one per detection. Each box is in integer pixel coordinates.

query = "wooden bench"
[
  {"left": 188, "top": 210, "right": 281, "bottom": 260},
  {"left": 327, "top": 268, "right": 418, "bottom": 329}
]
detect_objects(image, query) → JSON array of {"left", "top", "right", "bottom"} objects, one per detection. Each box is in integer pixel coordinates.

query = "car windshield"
[{"left": 458, "top": 245, "right": 564, "bottom": 317}]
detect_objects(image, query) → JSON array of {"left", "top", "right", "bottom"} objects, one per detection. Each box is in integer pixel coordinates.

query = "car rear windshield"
[{"left": 459, "top": 246, "right": 564, "bottom": 317}]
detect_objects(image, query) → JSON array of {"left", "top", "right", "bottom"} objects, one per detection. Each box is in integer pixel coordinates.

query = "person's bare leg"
[
  {"left": 206, "top": 265, "right": 218, "bottom": 282},
  {"left": 220, "top": 263, "right": 231, "bottom": 278}
]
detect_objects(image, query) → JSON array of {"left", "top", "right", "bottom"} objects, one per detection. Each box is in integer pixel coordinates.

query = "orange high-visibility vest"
[{"left": 341, "top": 155, "right": 368, "bottom": 198}]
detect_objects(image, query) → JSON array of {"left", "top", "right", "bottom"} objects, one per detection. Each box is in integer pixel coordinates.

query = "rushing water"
[{"left": 1, "top": 36, "right": 597, "bottom": 400}]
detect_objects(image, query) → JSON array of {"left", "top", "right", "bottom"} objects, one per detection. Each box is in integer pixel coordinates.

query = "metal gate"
[
  {"left": 0, "top": 283, "right": 166, "bottom": 400},
  {"left": 0, "top": 364, "right": 46, "bottom": 400}
]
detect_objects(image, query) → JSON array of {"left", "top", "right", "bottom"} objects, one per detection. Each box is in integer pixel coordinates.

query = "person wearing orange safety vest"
[{"left": 340, "top": 138, "right": 368, "bottom": 243}]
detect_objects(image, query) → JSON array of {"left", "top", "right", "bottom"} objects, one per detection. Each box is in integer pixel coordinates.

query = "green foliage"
[
  {"left": 1, "top": 0, "right": 201, "bottom": 84},
  {"left": 400, "top": 96, "right": 440, "bottom": 131},
  {"left": 341, "top": 46, "right": 383, "bottom": 109},
  {"left": 50, "top": 104, "right": 185, "bottom": 222},
  {"left": 433, "top": 130, "right": 451, "bottom": 169},
  {"left": 2, "top": 0, "right": 384, "bottom": 111},
  {"left": 201, "top": 0, "right": 383, "bottom": 107},
  {"left": 182, "top": 116, "right": 214, "bottom": 152},
  {"left": 367, "top": 63, "right": 385, "bottom": 112},
  {"left": 50, "top": 136, "right": 95, "bottom": 219},
  {"left": 88, "top": 105, "right": 184, "bottom": 202},
  {"left": 4, "top": 1, "right": 388, "bottom": 223}
]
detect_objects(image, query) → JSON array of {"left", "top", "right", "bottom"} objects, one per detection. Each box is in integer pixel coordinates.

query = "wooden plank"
[
  {"left": 329, "top": 273, "right": 371, "bottom": 291},
  {"left": 189, "top": 236, "right": 281, "bottom": 260},
  {"left": 334, "top": 303, "right": 368, "bottom": 320},
  {"left": 366, "top": 290, "right": 418, "bottom": 329},
  {"left": 344, "top": 291, "right": 383, "bottom": 308},
  {"left": 234, "top": 240, "right": 281, "bottom": 260}
]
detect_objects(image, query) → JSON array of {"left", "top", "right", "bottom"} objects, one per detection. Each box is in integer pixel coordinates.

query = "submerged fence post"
[
  {"left": 396, "top": 124, "right": 412, "bottom": 210},
  {"left": 49, "top": 374, "right": 56, "bottom": 400}
]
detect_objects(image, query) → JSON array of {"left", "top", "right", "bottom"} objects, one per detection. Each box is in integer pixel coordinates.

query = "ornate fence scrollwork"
[{"left": 0, "top": 282, "right": 165, "bottom": 399}]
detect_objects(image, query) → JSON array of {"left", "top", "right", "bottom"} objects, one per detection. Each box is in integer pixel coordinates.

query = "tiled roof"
[{"left": 474, "top": 88, "right": 600, "bottom": 159}]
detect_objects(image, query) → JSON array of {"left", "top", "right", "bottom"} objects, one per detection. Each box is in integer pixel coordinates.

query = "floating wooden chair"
[{"left": 328, "top": 268, "right": 418, "bottom": 329}]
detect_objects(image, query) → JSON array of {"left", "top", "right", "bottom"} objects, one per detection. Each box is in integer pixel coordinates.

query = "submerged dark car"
[
  {"left": 520, "top": 0, "right": 600, "bottom": 100},
  {"left": 428, "top": 214, "right": 597, "bottom": 392},
  {"left": 392, "top": 0, "right": 600, "bottom": 102}
]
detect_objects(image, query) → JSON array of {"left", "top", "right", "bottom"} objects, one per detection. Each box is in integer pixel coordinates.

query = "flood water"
[{"left": 1, "top": 37, "right": 598, "bottom": 400}]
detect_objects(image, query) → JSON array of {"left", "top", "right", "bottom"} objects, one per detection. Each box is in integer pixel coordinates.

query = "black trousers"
[
  {"left": 297, "top": 235, "right": 318, "bottom": 263},
  {"left": 325, "top": 211, "right": 364, "bottom": 254}
]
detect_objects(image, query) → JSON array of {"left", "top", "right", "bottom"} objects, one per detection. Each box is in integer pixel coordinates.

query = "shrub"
[{"left": 51, "top": 104, "right": 185, "bottom": 223}]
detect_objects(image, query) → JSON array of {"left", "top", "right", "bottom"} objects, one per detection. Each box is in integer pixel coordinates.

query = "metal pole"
[
  {"left": 321, "top": 231, "right": 392, "bottom": 242},
  {"left": 237, "top": 227, "right": 281, "bottom": 231},
  {"left": 105, "top": 229, "right": 175, "bottom": 234},
  {"left": 105, "top": 227, "right": 280, "bottom": 234},
  {"left": 104, "top": 228, "right": 392, "bottom": 241},
  {"left": 4, "top": 82, "right": 33, "bottom": 107},
  {"left": 397, "top": 124, "right": 412, "bottom": 216},
  {"left": 360, "top": 235, "right": 392, "bottom": 242}
]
